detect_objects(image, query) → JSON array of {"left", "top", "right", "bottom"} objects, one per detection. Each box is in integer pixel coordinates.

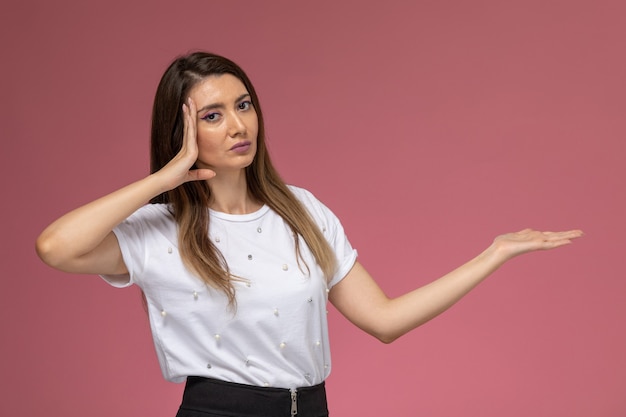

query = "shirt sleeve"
[
  {"left": 99, "top": 205, "right": 155, "bottom": 288},
  {"left": 326, "top": 214, "right": 358, "bottom": 288},
  {"left": 289, "top": 186, "right": 358, "bottom": 288}
]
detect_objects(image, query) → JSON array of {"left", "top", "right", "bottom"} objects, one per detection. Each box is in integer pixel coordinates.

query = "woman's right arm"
[{"left": 36, "top": 99, "right": 213, "bottom": 275}]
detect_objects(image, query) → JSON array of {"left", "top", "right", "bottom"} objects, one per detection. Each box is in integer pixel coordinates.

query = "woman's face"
[{"left": 188, "top": 74, "right": 258, "bottom": 174}]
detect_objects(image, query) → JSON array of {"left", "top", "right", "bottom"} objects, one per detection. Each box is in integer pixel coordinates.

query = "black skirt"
[{"left": 176, "top": 376, "right": 329, "bottom": 417}]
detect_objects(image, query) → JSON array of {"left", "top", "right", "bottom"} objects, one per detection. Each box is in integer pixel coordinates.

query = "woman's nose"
[{"left": 227, "top": 113, "right": 246, "bottom": 137}]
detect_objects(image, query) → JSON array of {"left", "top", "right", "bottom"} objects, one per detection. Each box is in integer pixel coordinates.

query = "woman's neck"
[{"left": 206, "top": 170, "right": 262, "bottom": 214}]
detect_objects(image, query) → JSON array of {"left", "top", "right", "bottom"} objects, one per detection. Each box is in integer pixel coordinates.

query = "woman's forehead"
[{"left": 189, "top": 74, "right": 249, "bottom": 103}]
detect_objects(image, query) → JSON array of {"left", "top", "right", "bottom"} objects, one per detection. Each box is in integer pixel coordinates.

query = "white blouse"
[{"left": 101, "top": 186, "right": 357, "bottom": 389}]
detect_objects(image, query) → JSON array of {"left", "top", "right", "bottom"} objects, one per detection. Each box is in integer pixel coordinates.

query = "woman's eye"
[
  {"left": 238, "top": 100, "right": 252, "bottom": 110},
  {"left": 201, "top": 112, "right": 220, "bottom": 122}
]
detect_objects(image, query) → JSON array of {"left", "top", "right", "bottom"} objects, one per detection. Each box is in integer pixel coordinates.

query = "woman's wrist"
[{"left": 479, "top": 240, "right": 512, "bottom": 270}]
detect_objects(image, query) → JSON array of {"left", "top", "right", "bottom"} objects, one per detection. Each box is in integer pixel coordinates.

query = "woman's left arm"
[{"left": 328, "top": 229, "right": 583, "bottom": 343}]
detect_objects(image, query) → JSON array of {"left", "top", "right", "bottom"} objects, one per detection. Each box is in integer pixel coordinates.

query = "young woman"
[{"left": 36, "top": 52, "right": 582, "bottom": 417}]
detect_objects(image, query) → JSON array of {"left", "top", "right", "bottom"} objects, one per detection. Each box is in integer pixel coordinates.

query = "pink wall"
[{"left": 2, "top": 1, "right": 624, "bottom": 416}]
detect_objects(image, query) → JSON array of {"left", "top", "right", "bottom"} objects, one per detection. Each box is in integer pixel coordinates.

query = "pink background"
[{"left": 1, "top": 1, "right": 625, "bottom": 416}]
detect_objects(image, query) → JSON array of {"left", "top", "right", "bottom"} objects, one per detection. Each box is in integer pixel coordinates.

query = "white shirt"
[{"left": 102, "top": 186, "right": 357, "bottom": 389}]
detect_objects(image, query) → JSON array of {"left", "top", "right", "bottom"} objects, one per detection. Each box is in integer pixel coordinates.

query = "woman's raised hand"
[
  {"left": 330, "top": 227, "right": 583, "bottom": 342},
  {"left": 492, "top": 228, "right": 584, "bottom": 261},
  {"left": 157, "top": 98, "right": 216, "bottom": 191},
  {"left": 36, "top": 98, "right": 217, "bottom": 274}
]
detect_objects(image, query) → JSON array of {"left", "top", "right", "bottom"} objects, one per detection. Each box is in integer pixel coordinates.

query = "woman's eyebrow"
[{"left": 196, "top": 93, "right": 251, "bottom": 114}]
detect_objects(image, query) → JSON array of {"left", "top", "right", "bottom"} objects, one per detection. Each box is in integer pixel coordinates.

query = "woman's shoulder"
[
  {"left": 287, "top": 184, "right": 321, "bottom": 207},
  {"left": 130, "top": 202, "right": 172, "bottom": 217},
  {"left": 121, "top": 203, "right": 175, "bottom": 227},
  {"left": 286, "top": 185, "right": 338, "bottom": 223},
  {"left": 286, "top": 184, "right": 312, "bottom": 199}
]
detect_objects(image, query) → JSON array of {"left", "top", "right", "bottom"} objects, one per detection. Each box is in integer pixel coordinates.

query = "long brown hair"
[{"left": 150, "top": 52, "right": 336, "bottom": 307}]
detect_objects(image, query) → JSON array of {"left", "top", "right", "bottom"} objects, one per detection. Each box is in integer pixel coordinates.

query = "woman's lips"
[{"left": 230, "top": 141, "right": 251, "bottom": 153}]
